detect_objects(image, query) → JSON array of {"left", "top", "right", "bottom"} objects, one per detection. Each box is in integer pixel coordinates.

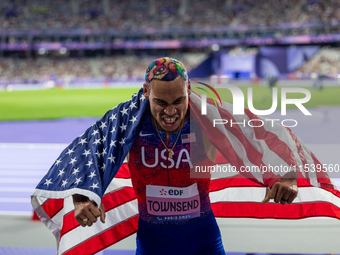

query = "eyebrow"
[{"left": 153, "top": 96, "right": 186, "bottom": 105}]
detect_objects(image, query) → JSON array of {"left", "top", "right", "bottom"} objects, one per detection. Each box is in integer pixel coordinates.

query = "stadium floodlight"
[
  {"left": 59, "top": 47, "right": 67, "bottom": 55},
  {"left": 211, "top": 44, "right": 220, "bottom": 51},
  {"left": 38, "top": 48, "right": 46, "bottom": 55}
]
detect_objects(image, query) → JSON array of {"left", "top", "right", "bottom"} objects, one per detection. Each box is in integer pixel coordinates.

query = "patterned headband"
[{"left": 145, "top": 57, "right": 188, "bottom": 88}]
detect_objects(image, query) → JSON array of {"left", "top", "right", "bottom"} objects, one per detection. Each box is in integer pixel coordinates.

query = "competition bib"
[{"left": 146, "top": 183, "right": 201, "bottom": 222}]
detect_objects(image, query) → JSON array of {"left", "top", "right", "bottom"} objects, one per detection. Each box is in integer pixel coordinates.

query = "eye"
[
  {"left": 159, "top": 102, "right": 168, "bottom": 107},
  {"left": 155, "top": 100, "right": 167, "bottom": 106},
  {"left": 173, "top": 98, "right": 184, "bottom": 104}
]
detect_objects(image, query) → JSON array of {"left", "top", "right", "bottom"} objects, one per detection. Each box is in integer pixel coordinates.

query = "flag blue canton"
[{"left": 35, "top": 88, "right": 149, "bottom": 200}]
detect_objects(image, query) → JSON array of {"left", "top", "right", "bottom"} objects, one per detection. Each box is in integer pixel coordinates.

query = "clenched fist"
[{"left": 72, "top": 194, "right": 106, "bottom": 227}]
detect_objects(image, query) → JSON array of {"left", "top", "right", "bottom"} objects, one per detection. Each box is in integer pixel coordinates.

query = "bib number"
[{"left": 146, "top": 183, "right": 201, "bottom": 222}]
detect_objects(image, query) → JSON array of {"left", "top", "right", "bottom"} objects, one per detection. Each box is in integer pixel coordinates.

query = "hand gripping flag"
[{"left": 31, "top": 88, "right": 340, "bottom": 255}]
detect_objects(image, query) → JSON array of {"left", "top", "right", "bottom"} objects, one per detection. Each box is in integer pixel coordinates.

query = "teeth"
[{"left": 164, "top": 118, "right": 176, "bottom": 123}]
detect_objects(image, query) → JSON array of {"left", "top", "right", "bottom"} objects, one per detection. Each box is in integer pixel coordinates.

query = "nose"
[{"left": 164, "top": 105, "right": 176, "bottom": 116}]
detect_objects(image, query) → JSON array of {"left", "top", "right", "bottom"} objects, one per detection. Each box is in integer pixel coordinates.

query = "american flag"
[{"left": 31, "top": 89, "right": 340, "bottom": 255}]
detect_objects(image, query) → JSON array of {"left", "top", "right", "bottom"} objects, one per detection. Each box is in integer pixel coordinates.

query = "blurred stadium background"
[{"left": 0, "top": 0, "right": 340, "bottom": 254}]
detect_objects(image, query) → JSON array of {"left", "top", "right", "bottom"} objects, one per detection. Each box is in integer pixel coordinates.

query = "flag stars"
[
  {"left": 101, "top": 148, "right": 107, "bottom": 157},
  {"left": 120, "top": 107, "right": 129, "bottom": 116},
  {"left": 101, "top": 163, "right": 106, "bottom": 171},
  {"left": 61, "top": 179, "right": 68, "bottom": 188},
  {"left": 72, "top": 167, "right": 80, "bottom": 175},
  {"left": 75, "top": 177, "right": 82, "bottom": 185},
  {"left": 91, "top": 129, "right": 99, "bottom": 136},
  {"left": 55, "top": 159, "right": 62, "bottom": 166},
  {"left": 120, "top": 123, "right": 127, "bottom": 132},
  {"left": 110, "top": 127, "right": 116, "bottom": 134},
  {"left": 130, "top": 115, "right": 138, "bottom": 124},
  {"left": 79, "top": 138, "right": 88, "bottom": 145},
  {"left": 100, "top": 121, "right": 107, "bottom": 130},
  {"left": 140, "top": 94, "right": 145, "bottom": 101},
  {"left": 44, "top": 179, "right": 53, "bottom": 187},
  {"left": 90, "top": 182, "right": 99, "bottom": 190},
  {"left": 93, "top": 138, "right": 101, "bottom": 145},
  {"left": 110, "top": 140, "right": 117, "bottom": 148},
  {"left": 119, "top": 137, "right": 126, "bottom": 146},
  {"left": 109, "top": 113, "right": 117, "bottom": 121},
  {"left": 66, "top": 148, "right": 74, "bottom": 155},
  {"left": 95, "top": 150, "right": 102, "bottom": 158},
  {"left": 108, "top": 154, "right": 115, "bottom": 163},
  {"left": 89, "top": 171, "right": 96, "bottom": 179},
  {"left": 58, "top": 168, "right": 65, "bottom": 177},
  {"left": 82, "top": 149, "right": 91, "bottom": 157},
  {"left": 129, "top": 101, "right": 137, "bottom": 110},
  {"left": 69, "top": 157, "right": 77, "bottom": 165},
  {"left": 86, "top": 159, "right": 93, "bottom": 168},
  {"left": 101, "top": 135, "right": 107, "bottom": 143}
]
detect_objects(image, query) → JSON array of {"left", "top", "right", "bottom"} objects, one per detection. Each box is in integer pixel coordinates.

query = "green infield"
[{"left": 0, "top": 86, "right": 339, "bottom": 121}]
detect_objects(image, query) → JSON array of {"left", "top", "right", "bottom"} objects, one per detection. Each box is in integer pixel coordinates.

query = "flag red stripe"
[
  {"left": 102, "top": 187, "right": 136, "bottom": 211},
  {"left": 210, "top": 176, "right": 264, "bottom": 192},
  {"left": 284, "top": 127, "right": 310, "bottom": 181},
  {"left": 243, "top": 108, "right": 302, "bottom": 185},
  {"left": 244, "top": 109, "right": 300, "bottom": 170},
  {"left": 42, "top": 198, "right": 64, "bottom": 218},
  {"left": 63, "top": 215, "right": 139, "bottom": 255},
  {"left": 190, "top": 101, "right": 260, "bottom": 184},
  {"left": 212, "top": 201, "right": 340, "bottom": 219},
  {"left": 310, "top": 152, "right": 334, "bottom": 189},
  {"left": 60, "top": 187, "right": 136, "bottom": 238},
  {"left": 115, "top": 164, "right": 131, "bottom": 178},
  {"left": 60, "top": 211, "right": 78, "bottom": 238},
  {"left": 215, "top": 103, "right": 285, "bottom": 186}
]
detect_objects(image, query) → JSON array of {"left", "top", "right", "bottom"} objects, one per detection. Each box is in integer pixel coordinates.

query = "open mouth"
[{"left": 162, "top": 117, "right": 178, "bottom": 127}]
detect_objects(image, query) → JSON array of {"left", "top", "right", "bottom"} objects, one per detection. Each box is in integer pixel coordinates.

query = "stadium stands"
[
  {"left": 0, "top": 53, "right": 207, "bottom": 82},
  {"left": 296, "top": 46, "right": 340, "bottom": 78},
  {"left": 1, "top": 0, "right": 340, "bottom": 30},
  {"left": 1, "top": 0, "right": 340, "bottom": 84}
]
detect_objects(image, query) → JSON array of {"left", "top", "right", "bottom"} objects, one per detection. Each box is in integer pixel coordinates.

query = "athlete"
[{"left": 72, "top": 57, "right": 298, "bottom": 254}]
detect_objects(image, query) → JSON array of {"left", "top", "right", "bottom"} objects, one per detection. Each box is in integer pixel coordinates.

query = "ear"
[
  {"left": 143, "top": 83, "right": 150, "bottom": 100},
  {"left": 187, "top": 79, "right": 191, "bottom": 96}
]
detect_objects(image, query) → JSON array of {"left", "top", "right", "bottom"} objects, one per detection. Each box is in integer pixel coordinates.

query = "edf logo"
[{"left": 161, "top": 189, "right": 183, "bottom": 196}]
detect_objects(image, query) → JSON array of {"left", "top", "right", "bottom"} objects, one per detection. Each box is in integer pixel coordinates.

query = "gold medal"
[{"left": 169, "top": 150, "right": 173, "bottom": 159}]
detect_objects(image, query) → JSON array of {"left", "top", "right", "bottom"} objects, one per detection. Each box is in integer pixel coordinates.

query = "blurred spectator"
[
  {"left": 1, "top": 0, "right": 340, "bottom": 30},
  {"left": 0, "top": 53, "right": 207, "bottom": 82},
  {"left": 295, "top": 46, "right": 340, "bottom": 78}
]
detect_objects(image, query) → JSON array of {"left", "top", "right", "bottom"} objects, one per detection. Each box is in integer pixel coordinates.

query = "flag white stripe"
[
  {"left": 231, "top": 111, "right": 300, "bottom": 176},
  {"left": 210, "top": 163, "right": 239, "bottom": 180},
  {"left": 300, "top": 141, "right": 320, "bottom": 187},
  {"left": 104, "top": 178, "right": 133, "bottom": 195},
  {"left": 59, "top": 199, "right": 138, "bottom": 255},
  {"left": 192, "top": 95, "right": 264, "bottom": 184},
  {"left": 258, "top": 115, "right": 304, "bottom": 170},
  {"left": 209, "top": 186, "right": 340, "bottom": 208}
]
